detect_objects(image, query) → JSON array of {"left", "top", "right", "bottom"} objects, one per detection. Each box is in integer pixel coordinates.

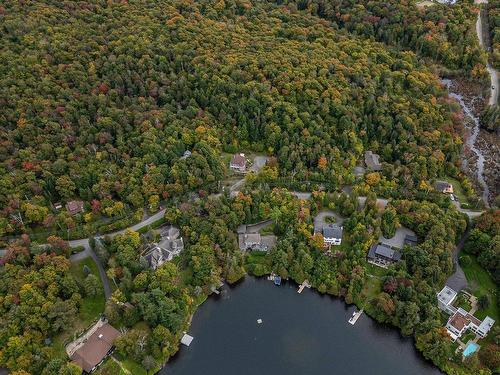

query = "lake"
[{"left": 161, "top": 277, "right": 442, "bottom": 375}]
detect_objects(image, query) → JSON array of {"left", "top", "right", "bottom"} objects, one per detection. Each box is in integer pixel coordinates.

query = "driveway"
[
  {"left": 314, "top": 210, "right": 344, "bottom": 231},
  {"left": 378, "top": 226, "right": 416, "bottom": 249},
  {"left": 445, "top": 229, "right": 470, "bottom": 291},
  {"left": 69, "top": 244, "right": 112, "bottom": 300}
]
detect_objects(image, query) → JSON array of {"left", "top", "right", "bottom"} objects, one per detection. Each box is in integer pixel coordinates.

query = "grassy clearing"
[
  {"left": 460, "top": 255, "right": 498, "bottom": 320},
  {"left": 70, "top": 257, "right": 106, "bottom": 324},
  {"left": 363, "top": 261, "right": 388, "bottom": 278},
  {"left": 358, "top": 276, "right": 382, "bottom": 310},
  {"left": 53, "top": 257, "right": 106, "bottom": 357}
]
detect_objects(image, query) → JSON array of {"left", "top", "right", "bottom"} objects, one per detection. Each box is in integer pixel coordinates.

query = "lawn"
[
  {"left": 363, "top": 261, "right": 388, "bottom": 278},
  {"left": 460, "top": 255, "right": 498, "bottom": 321},
  {"left": 70, "top": 257, "right": 106, "bottom": 324},
  {"left": 53, "top": 257, "right": 106, "bottom": 356},
  {"left": 358, "top": 276, "right": 382, "bottom": 309}
]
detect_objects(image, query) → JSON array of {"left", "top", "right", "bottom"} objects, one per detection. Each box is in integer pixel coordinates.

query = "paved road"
[{"left": 476, "top": 0, "right": 498, "bottom": 106}]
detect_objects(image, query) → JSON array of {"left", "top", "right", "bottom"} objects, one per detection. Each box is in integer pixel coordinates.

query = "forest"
[
  {"left": 0, "top": 0, "right": 498, "bottom": 374},
  {"left": 0, "top": 0, "right": 486, "bottom": 240}
]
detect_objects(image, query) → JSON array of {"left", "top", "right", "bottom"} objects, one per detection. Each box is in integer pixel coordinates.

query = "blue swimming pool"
[{"left": 463, "top": 343, "right": 479, "bottom": 357}]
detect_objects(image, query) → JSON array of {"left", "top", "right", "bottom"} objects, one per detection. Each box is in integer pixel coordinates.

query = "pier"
[
  {"left": 297, "top": 280, "right": 311, "bottom": 294},
  {"left": 348, "top": 309, "right": 364, "bottom": 325}
]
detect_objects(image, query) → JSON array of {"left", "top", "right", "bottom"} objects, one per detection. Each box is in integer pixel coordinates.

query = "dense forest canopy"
[{"left": 0, "top": 0, "right": 474, "bottom": 237}]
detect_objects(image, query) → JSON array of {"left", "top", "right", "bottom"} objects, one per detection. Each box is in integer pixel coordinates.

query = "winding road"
[{"left": 475, "top": 0, "right": 499, "bottom": 106}]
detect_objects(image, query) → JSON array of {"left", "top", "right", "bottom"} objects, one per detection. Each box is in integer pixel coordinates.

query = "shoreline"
[{"left": 161, "top": 275, "right": 443, "bottom": 375}]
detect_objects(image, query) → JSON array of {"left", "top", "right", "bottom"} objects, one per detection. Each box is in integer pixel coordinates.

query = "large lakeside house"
[
  {"left": 314, "top": 223, "right": 343, "bottom": 247},
  {"left": 141, "top": 225, "right": 184, "bottom": 270},
  {"left": 437, "top": 286, "right": 495, "bottom": 341}
]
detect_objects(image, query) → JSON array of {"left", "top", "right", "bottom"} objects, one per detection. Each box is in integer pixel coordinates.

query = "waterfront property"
[
  {"left": 237, "top": 221, "right": 277, "bottom": 252},
  {"left": 463, "top": 342, "right": 479, "bottom": 357},
  {"left": 68, "top": 320, "right": 120, "bottom": 373},
  {"left": 140, "top": 225, "right": 184, "bottom": 270},
  {"left": 367, "top": 243, "right": 401, "bottom": 268},
  {"left": 437, "top": 286, "right": 458, "bottom": 315},
  {"left": 315, "top": 223, "right": 343, "bottom": 247},
  {"left": 436, "top": 286, "right": 495, "bottom": 342},
  {"left": 230, "top": 153, "right": 247, "bottom": 172}
]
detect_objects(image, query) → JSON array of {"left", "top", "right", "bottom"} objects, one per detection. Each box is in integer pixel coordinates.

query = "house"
[
  {"left": 320, "top": 224, "right": 343, "bottom": 246},
  {"left": 180, "top": 150, "right": 192, "bottom": 159},
  {"left": 140, "top": 225, "right": 184, "bottom": 269},
  {"left": 445, "top": 308, "right": 495, "bottom": 341},
  {"left": 141, "top": 245, "right": 174, "bottom": 270},
  {"left": 437, "top": 286, "right": 495, "bottom": 341},
  {"left": 364, "top": 151, "right": 382, "bottom": 171},
  {"left": 437, "top": 286, "right": 458, "bottom": 315},
  {"left": 70, "top": 323, "right": 120, "bottom": 373},
  {"left": 66, "top": 200, "right": 84, "bottom": 215},
  {"left": 367, "top": 243, "right": 401, "bottom": 267},
  {"left": 404, "top": 234, "right": 418, "bottom": 247},
  {"left": 230, "top": 153, "right": 247, "bottom": 172},
  {"left": 237, "top": 221, "right": 277, "bottom": 252},
  {"left": 434, "top": 181, "right": 454, "bottom": 194}
]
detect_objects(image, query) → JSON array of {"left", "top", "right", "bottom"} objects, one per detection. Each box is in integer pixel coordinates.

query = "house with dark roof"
[
  {"left": 320, "top": 224, "right": 343, "bottom": 246},
  {"left": 364, "top": 151, "right": 382, "bottom": 171},
  {"left": 66, "top": 200, "right": 84, "bottom": 215},
  {"left": 367, "top": 243, "right": 401, "bottom": 267},
  {"left": 70, "top": 323, "right": 120, "bottom": 373},
  {"left": 404, "top": 234, "right": 418, "bottom": 247},
  {"left": 434, "top": 181, "right": 453, "bottom": 194},
  {"left": 230, "top": 153, "right": 247, "bottom": 172}
]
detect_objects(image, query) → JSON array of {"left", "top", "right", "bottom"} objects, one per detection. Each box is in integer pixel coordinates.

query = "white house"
[
  {"left": 437, "top": 286, "right": 458, "bottom": 315},
  {"left": 321, "top": 224, "right": 343, "bottom": 246}
]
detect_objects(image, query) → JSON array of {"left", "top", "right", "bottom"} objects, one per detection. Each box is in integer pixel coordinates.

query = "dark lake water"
[{"left": 161, "top": 277, "right": 442, "bottom": 375}]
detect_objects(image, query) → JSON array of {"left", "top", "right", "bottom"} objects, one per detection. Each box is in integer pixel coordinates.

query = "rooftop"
[
  {"left": 368, "top": 243, "right": 401, "bottom": 261},
  {"left": 437, "top": 286, "right": 457, "bottom": 306},
  {"left": 364, "top": 151, "right": 382, "bottom": 171},
  {"left": 230, "top": 153, "right": 246, "bottom": 168},
  {"left": 323, "top": 224, "right": 343, "bottom": 239},
  {"left": 70, "top": 323, "right": 120, "bottom": 373}
]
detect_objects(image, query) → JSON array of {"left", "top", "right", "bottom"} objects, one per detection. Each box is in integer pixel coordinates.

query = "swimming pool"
[{"left": 463, "top": 342, "right": 479, "bottom": 357}]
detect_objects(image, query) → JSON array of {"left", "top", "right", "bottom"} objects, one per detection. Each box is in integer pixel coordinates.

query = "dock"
[
  {"left": 181, "top": 333, "right": 194, "bottom": 346},
  {"left": 297, "top": 280, "right": 311, "bottom": 294},
  {"left": 348, "top": 309, "right": 364, "bottom": 325}
]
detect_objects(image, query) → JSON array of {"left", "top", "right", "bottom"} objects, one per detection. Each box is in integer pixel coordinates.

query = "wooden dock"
[
  {"left": 348, "top": 309, "right": 364, "bottom": 325},
  {"left": 297, "top": 280, "right": 311, "bottom": 294}
]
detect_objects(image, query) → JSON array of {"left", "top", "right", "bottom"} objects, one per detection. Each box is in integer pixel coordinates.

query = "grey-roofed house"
[
  {"left": 367, "top": 243, "right": 401, "bottom": 267},
  {"left": 141, "top": 225, "right": 184, "bottom": 270},
  {"left": 364, "top": 151, "right": 382, "bottom": 171},
  {"left": 321, "top": 224, "right": 343, "bottom": 246}
]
